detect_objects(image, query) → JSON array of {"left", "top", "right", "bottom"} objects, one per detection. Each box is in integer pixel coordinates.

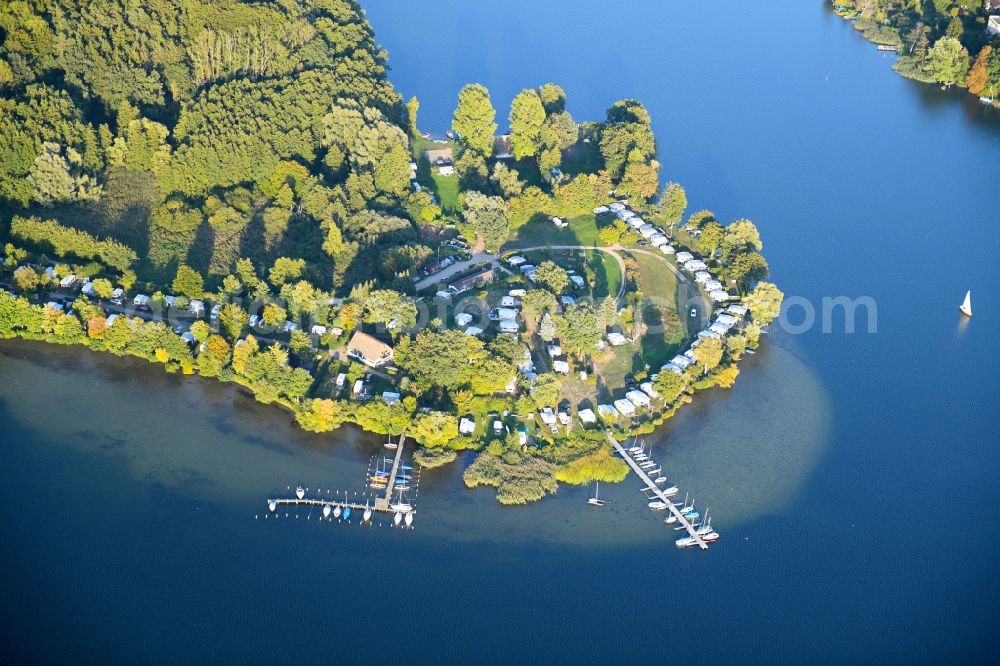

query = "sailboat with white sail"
[
  {"left": 960, "top": 290, "right": 972, "bottom": 318},
  {"left": 588, "top": 482, "right": 606, "bottom": 507}
]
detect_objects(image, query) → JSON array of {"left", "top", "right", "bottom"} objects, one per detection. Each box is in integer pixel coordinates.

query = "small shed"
[
  {"left": 465, "top": 326, "right": 484, "bottom": 336},
  {"left": 552, "top": 359, "right": 570, "bottom": 374},
  {"left": 727, "top": 304, "right": 749, "bottom": 319},
  {"left": 459, "top": 417, "right": 476, "bottom": 435},
  {"left": 569, "top": 275, "right": 585, "bottom": 288},
  {"left": 650, "top": 234, "right": 668, "bottom": 246},
  {"left": 640, "top": 381, "right": 658, "bottom": 398},
  {"left": 675, "top": 252, "right": 694, "bottom": 264},
  {"left": 694, "top": 271, "right": 712, "bottom": 284},
  {"left": 455, "top": 312, "right": 474, "bottom": 327},
  {"left": 547, "top": 344, "right": 562, "bottom": 357},
  {"left": 659, "top": 244, "right": 675, "bottom": 255},
  {"left": 710, "top": 290, "right": 730, "bottom": 303},
  {"left": 335, "top": 373, "right": 346, "bottom": 388},
  {"left": 709, "top": 322, "right": 729, "bottom": 336},
  {"left": 506, "top": 255, "right": 526, "bottom": 266},
  {"left": 311, "top": 324, "right": 328, "bottom": 337},
  {"left": 578, "top": 408, "right": 597, "bottom": 425},
  {"left": 705, "top": 280, "right": 723, "bottom": 292},
  {"left": 500, "top": 295, "right": 519, "bottom": 308},
  {"left": 382, "top": 391, "right": 401, "bottom": 405},
  {"left": 498, "top": 320, "right": 519, "bottom": 334},
  {"left": 598, "top": 404, "right": 619, "bottom": 419}
]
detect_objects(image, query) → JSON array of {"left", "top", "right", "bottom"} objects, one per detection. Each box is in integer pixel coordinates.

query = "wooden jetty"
[
  {"left": 606, "top": 432, "right": 709, "bottom": 550},
  {"left": 375, "top": 430, "right": 407, "bottom": 511},
  {"left": 266, "top": 431, "right": 413, "bottom": 520}
]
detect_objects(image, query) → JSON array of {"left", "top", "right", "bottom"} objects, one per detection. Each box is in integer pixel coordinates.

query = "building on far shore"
[
  {"left": 989, "top": 14, "right": 1000, "bottom": 36},
  {"left": 346, "top": 331, "right": 394, "bottom": 367}
]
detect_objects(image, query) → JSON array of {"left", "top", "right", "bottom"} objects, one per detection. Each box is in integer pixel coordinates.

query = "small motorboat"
[
  {"left": 648, "top": 501, "right": 668, "bottom": 511},
  {"left": 684, "top": 511, "right": 701, "bottom": 521},
  {"left": 363, "top": 502, "right": 372, "bottom": 523},
  {"left": 322, "top": 504, "right": 332, "bottom": 519},
  {"left": 654, "top": 476, "right": 668, "bottom": 484},
  {"left": 404, "top": 512, "right": 414, "bottom": 527},
  {"left": 393, "top": 511, "right": 403, "bottom": 526},
  {"left": 268, "top": 500, "right": 277, "bottom": 513},
  {"left": 675, "top": 536, "right": 699, "bottom": 548},
  {"left": 333, "top": 505, "right": 342, "bottom": 518},
  {"left": 702, "top": 532, "right": 720, "bottom": 542},
  {"left": 342, "top": 507, "right": 351, "bottom": 520},
  {"left": 295, "top": 486, "right": 305, "bottom": 500},
  {"left": 390, "top": 503, "right": 413, "bottom": 513},
  {"left": 665, "top": 514, "right": 678, "bottom": 524},
  {"left": 980, "top": 96, "right": 994, "bottom": 106},
  {"left": 960, "top": 290, "right": 972, "bottom": 317},
  {"left": 661, "top": 486, "right": 679, "bottom": 496}
]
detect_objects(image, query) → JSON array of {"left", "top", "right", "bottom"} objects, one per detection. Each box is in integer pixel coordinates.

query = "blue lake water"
[{"left": 2, "top": 0, "right": 999, "bottom": 661}]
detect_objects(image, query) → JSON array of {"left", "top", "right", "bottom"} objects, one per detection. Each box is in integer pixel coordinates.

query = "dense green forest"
[
  {"left": 832, "top": 0, "right": 1000, "bottom": 97},
  {"left": 1, "top": 0, "right": 408, "bottom": 287}
]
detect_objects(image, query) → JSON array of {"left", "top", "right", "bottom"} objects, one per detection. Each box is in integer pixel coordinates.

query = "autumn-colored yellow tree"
[{"left": 967, "top": 46, "right": 993, "bottom": 96}]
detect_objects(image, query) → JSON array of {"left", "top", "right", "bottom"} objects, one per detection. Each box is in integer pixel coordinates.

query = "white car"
[{"left": 690, "top": 308, "right": 697, "bottom": 318}]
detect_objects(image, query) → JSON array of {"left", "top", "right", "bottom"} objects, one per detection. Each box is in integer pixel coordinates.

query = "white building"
[
  {"left": 459, "top": 417, "right": 476, "bottom": 435},
  {"left": 189, "top": 299, "right": 205, "bottom": 315},
  {"left": 597, "top": 404, "right": 618, "bottom": 419},
  {"left": 105, "top": 313, "right": 119, "bottom": 327},
  {"left": 552, "top": 359, "right": 570, "bottom": 374},
  {"left": 613, "top": 398, "right": 636, "bottom": 416},
  {"left": 311, "top": 324, "right": 328, "bottom": 337},
  {"left": 500, "top": 295, "right": 519, "bottom": 308},
  {"left": 670, "top": 354, "right": 693, "bottom": 370},
  {"left": 607, "top": 332, "right": 628, "bottom": 346},
  {"left": 59, "top": 274, "right": 77, "bottom": 288},
  {"left": 715, "top": 313, "right": 738, "bottom": 330},
  {"left": 547, "top": 344, "right": 562, "bottom": 357},
  {"left": 560, "top": 295, "right": 575, "bottom": 306},
  {"left": 710, "top": 290, "right": 730, "bottom": 303},
  {"left": 684, "top": 260, "right": 708, "bottom": 273},
  {"left": 593, "top": 206, "right": 610, "bottom": 214},
  {"left": 506, "top": 255, "right": 526, "bottom": 266},
  {"left": 709, "top": 322, "right": 729, "bottom": 336},
  {"left": 705, "top": 279, "right": 724, "bottom": 292},
  {"left": 727, "top": 304, "right": 749, "bottom": 319},
  {"left": 495, "top": 307, "right": 518, "bottom": 320},
  {"left": 694, "top": 271, "right": 712, "bottom": 284},
  {"left": 498, "top": 320, "right": 519, "bottom": 334},
  {"left": 638, "top": 224, "right": 657, "bottom": 238},
  {"left": 465, "top": 326, "right": 484, "bottom": 336},
  {"left": 675, "top": 251, "right": 694, "bottom": 264},
  {"left": 539, "top": 407, "right": 558, "bottom": 426},
  {"left": 335, "top": 373, "right": 346, "bottom": 388},
  {"left": 382, "top": 391, "right": 401, "bottom": 405},
  {"left": 650, "top": 234, "right": 668, "bottom": 246},
  {"left": 509, "top": 288, "right": 527, "bottom": 297},
  {"left": 626, "top": 390, "right": 651, "bottom": 409},
  {"left": 578, "top": 408, "right": 597, "bottom": 425},
  {"left": 455, "top": 312, "right": 474, "bottom": 327},
  {"left": 569, "top": 275, "right": 585, "bottom": 288},
  {"left": 609, "top": 202, "right": 626, "bottom": 212},
  {"left": 435, "top": 290, "right": 452, "bottom": 300},
  {"left": 628, "top": 217, "right": 644, "bottom": 229},
  {"left": 659, "top": 244, "right": 675, "bottom": 255},
  {"left": 989, "top": 15, "right": 1000, "bottom": 36},
  {"left": 640, "top": 381, "right": 658, "bottom": 398}
]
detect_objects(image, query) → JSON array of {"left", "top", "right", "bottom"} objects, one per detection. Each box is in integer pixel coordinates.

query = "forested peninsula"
[
  {"left": 0, "top": 0, "right": 782, "bottom": 505},
  {"left": 832, "top": 0, "right": 1000, "bottom": 102}
]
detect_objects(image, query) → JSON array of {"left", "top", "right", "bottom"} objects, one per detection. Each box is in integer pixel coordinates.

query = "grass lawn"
[
  {"left": 505, "top": 213, "right": 599, "bottom": 248},
  {"left": 586, "top": 250, "right": 620, "bottom": 299}
]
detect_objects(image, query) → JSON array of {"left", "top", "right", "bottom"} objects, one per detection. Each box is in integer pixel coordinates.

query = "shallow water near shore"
[{"left": 2, "top": 0, "right": 1000, "bottom": 661}]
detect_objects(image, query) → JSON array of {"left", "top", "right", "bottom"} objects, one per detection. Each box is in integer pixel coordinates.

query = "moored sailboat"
[{"left": 588, "top": 482, "right": 606, "bottom": 506}]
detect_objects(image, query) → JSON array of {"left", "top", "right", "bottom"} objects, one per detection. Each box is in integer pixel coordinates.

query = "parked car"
[{"left": 690, "top": 308, "right": 697, "bottom": 318}]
